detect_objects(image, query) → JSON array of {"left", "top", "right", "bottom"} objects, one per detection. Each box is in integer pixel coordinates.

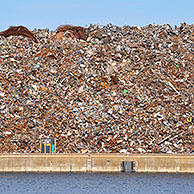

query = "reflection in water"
[{"left": 0, "top": 173, "right": 193, "bottom": 194}]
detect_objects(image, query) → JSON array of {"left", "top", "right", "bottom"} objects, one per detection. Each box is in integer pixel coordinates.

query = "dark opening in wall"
[{"left": 121, "top": 161, "right": 135, "bottom": 173}]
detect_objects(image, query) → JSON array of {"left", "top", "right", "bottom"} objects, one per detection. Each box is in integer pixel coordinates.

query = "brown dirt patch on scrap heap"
[
  {"left": 0, "top": 26, "right": 37, "bottom": 42},
  {"left": 56, "top": 25, "right": 88, "bottom": 41}
]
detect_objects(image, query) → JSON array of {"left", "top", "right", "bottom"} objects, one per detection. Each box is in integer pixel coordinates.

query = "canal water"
[{"left": 0, "top": 173, "right": 193, "bottom": 194}]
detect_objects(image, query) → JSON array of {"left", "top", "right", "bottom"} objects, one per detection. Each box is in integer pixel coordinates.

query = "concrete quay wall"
[{"left": 0, "top": 154, "right": 194, "bottom": 173}]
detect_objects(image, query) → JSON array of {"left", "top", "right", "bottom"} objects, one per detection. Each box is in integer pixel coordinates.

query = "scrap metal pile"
[{"left": 0, "top": 23, "right": 193, "bottom": 153}]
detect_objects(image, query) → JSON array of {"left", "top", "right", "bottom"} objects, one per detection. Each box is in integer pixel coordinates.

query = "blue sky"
[{"left": 0, "top": 0, "right": 194, "bottom": 30}]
